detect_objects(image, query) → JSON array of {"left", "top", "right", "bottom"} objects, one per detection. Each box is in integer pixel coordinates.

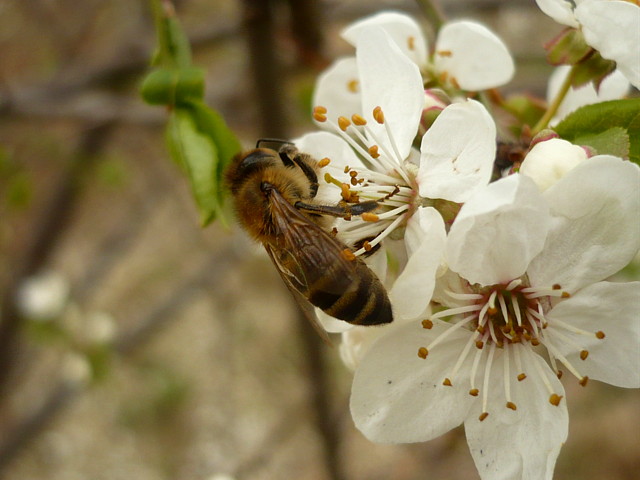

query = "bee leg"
[
  {"left": 278, "top": 145, "right": 320, "bottom": 199},
  {"left": 294, "top": 199, "right": 380, "bottom": 218}
]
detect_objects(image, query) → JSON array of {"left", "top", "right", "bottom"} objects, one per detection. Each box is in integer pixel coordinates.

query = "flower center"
[
  {"left": 417, "top": 278, "right": 606, "bottom": 422},
  {"left": 313, "top": 105, "right": 419, "bottom": 256}
]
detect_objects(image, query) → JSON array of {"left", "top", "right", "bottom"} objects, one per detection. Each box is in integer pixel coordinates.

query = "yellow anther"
[
  {"left": 561, "top": 291, "right": 571, "bottom": 298},
  {"left": 363, "top": 241, "right": 372, "bottom": 252},
  {"left": 338, "top": 116, "right": 351, "bottom": 131},
  {"left": 437, "top": 49, "right": 453, "bottom": 57},
  {"left": 318, "top": 157, "right": 330, "bottom": 168},
  {"left": 549, "top": 394, "right": 563, "bottom": 406},
  {"left": 517, "top": 373, "right": 527, "bottom": 382},
  {"left": 347, "top": 79, "right": 359, "bottom": 93},
  {"left": 579, "top": 376, "right": 589, "bottom": 387},
  {"left": 341, "top": 183, "right": 351, "bottom": 201},
  {"left": 418, "top": 347, "right": 428, "bottom": 359},
  {"left": 368, "top": 145, "right": 380, "bottom": 158},
  {"left": 556, "top": 370, "right": 563, "bottom": 379},
  {"left": 407, "top": 36, "right": 415, "bottom": 51},
  {"left": 475, "top": 340, "right": 484, "bottom": 349},
  {"left": 580, "top": 350, "right": 589, "bottom": 360},
  {"left": 341, "top": 249, "right": 356, "bottom": 261},
  {"left": 469, "top": 388, "right": 479, "bottom": 397},
  {"left": 596, "top": 331, "right": 606, "bottom": 339},
  {"left": 443, "top": 378, "right": 452, "bottom": 387},
  {"left": 361, "top": 212, "right": 379, "bottom": 222},
  {"left": 313, "top": 106, "right": 327, "bottom": 122},
  {"left": 351, "top": 114, "right": 367, "bottom": 126},
  {"left": 373, "top": 106, "right": 385, "bottom": 124},
  {"left": 479, "top": 412, "right": 489, "bottom": 422},
  {"left": 421, "top": 319, "right": 433, "bottom": 329},
  {"left": 506, "top": 402, "right": 517, "bottom": 411}
]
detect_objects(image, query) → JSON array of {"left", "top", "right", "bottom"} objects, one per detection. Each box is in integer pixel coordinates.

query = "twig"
[
  {"left": 295, "top": 310, "right": 347, "bottom": 480},
  {"left": 240, "top": 0, "right": 289, "bottom": 138}
]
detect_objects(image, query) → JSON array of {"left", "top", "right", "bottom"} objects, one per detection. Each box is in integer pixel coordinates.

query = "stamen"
[
  {"left": 373, "top": 106, "right": 384, "bottom": 124},
  {"left": 430, "top": 304, "right": 482, "bottom": 321},
  {"left": 418, "top": 347, "right": 428, "bottom": 359},
  {"left": 514, "top": 343, "right": 526, "bottom": 381},
  {"left": 368, "top": 145, "right": 380, "bottom": 158},
  {"left": 505, "top": 279, "right": 522, "bottom": 290},
  {"left": 551, "top": 318, "right": 604, "bottom": 338},
  {"left": 444, "top": 290, "right": 483, "bottom": 301},
  {"left": 469, "top": 333, "right": 486, "bottom": 393},
  {"left": 351, "top": 114, "right": 367, "bottom": 126},
  {"left": 503, "top": 345, "right": 515, "bottom": 410},
  {"left": 448, "top": 333, "right": 477, "bottom": 383},
  {"left": 528, "top": 347, "right": 559, "bottom": 400},
  {"left": 317, "top": 157, "right": 330, "bottom": 168},
  {"left": 361, "top": 212, "right": 379, "bottom": 222},
  {"left": 511, "top": 295, "right": 522, "bottom": 327},
  {"left": 522, "top": 287, "right": 570, "bottom": 298},
  {"left": 338, "top": 116, "right": 351, "bottom": 131},
  {"left": 498, "top": 293, "right": 510, "bottom": 326},
  {"left": 424, "top": 316, "right": 475, "bottom": 352},
  {"left": 313, "top": 106, "right": 328, "bottom": 122},
  {"left": 352, "top": 214, "right": 405, "bottom": 256},
  {"left": 541, "top": 339, "right": 586, "bottom": 384},
  {"left": 480, "top": 343, "right": 497, "bottom": 421}
]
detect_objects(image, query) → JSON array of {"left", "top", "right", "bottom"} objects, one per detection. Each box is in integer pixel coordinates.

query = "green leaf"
[
  {"left": 150, "top": 0, "right": 191, "bottom": 69},
  {"left": 554, "top": 99, "right": 640, "bottom": 163},
  {"left": 140, "top": 67, "right": 205, "bottom": 106},
  {"left": 574, "top": 127, "right": 630, "bottom": 159},
  {"left": 166, "top": 109, "right": 221, "bottom": 226}
]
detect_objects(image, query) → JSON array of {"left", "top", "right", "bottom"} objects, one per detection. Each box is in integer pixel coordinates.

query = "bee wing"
[
  {"left": 264, "top": 245, "right": 333, "bottom": 345},
  {"left": 268, "top": 188, "right": 360, "bottom": 291}
]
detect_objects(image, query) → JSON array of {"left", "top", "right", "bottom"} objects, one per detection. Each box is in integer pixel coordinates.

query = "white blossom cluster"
[{"left": 299, "top": 4, "right": 640, "bottom": 479}]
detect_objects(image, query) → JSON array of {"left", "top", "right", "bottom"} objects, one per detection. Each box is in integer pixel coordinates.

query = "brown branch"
[
  {"left": 240, "top": 0, "right": 289, "bottom": 138},
  {"left": 295, "top": 310, "right": 347, "bottom": 480}
]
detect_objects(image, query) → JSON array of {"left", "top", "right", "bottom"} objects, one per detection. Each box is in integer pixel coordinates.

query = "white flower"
[
  {"left": 302, "top": 26, "right": 498, "bottom": 326},
  {"left": 349, "top": 156, "right": 640, "bottom": 479},
  {"left": 546, "top": 66, "right": 631, "bottom": 124},
  {"left": 17, "top": 270, "right": 70, "bottom": 321},
  {"left": 536, "top": 0, "right": 640, "bottom": 88},
  {"left": 313, "top": 11, "right": 515, "bottom": 116},
  {"left": 519, "top": 137, "right": 589, "bottom": 191}
]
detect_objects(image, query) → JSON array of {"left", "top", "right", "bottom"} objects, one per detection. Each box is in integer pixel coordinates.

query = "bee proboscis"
[{"left": 225, "top": 140, "right": 393, "bottom": 338}]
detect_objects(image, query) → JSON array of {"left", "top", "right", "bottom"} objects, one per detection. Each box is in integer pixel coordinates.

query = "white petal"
[
  {"left": 350, "top": 320, "right": 476, "bottom": 443},
  {"left": 390, "top": 208, "right": 446, "bottom": 320},
  {"left": 356, "top": 26, "right": 425, "bottom": 161},
  {"left": 294, "top": 131, "right": 364, "bottom": 205},
  {"left": 418, "top": 99, "right": 496, "bottom": 202},
  {"left": 547, "top": 66, "right": 631, "bottom": 123},
  {"left": 575, "top": 0, "right": 640, "bottom": 88},
  {"left": 342, "top": 11, "right": 428, "bottom": 68},
  {"left": 312, "top": 57, "right": 363, "bottom": 124},
  {"left": 528, "top": 155, "right": 640, "bottom": 292},
  {"left": 465, "top": 345, "right": 568, "bottom": 480},
  {"left": 434, "top": 21, "right": 515, "bottom": 90},
  {"left": 447, "top": 174, "right": 551, "bottom": 286},
  {"left": 519, "top": 138, "right": 588, "bottom": 191},
  {"left": 546, "top": 281, "right": 640, "bottom": 388},
  {"left": 535, "top": 0, "right": 579, "bottom": 27},
  {"left": 316, "top": 309, "right": 354, "bottom": 333}
]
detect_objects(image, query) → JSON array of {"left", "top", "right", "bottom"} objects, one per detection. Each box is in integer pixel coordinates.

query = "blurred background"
[{"left": 0, "top": 0, "right": 638, "bottom": 479}]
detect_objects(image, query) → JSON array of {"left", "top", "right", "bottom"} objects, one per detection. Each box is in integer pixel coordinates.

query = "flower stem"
[
  {"left": 532, "top": 65, "right": 577, "bottom": 135},
  {"left": 414, "top": 0, "right": 446, "bottom": 32}
]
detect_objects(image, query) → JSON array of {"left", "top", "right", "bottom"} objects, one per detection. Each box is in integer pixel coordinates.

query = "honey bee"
[{"left": 225, "top": 140, "right": 393, "bottom": 337}]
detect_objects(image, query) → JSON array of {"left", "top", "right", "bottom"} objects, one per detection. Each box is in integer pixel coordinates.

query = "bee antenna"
[{"left": 255, "top": 138, "right": 294, "bottom": 149}]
